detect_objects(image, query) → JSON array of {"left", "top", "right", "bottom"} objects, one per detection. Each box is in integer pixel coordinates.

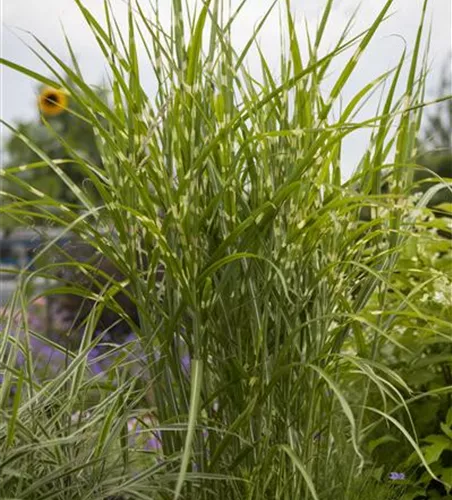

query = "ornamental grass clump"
[{"left": 1, "top": 0, "right": 449, "bottom": 499}]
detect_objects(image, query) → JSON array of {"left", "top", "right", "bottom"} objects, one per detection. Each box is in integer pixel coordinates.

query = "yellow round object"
[{"left": 38, "top": 87, "right": 68, "bottom": 116}]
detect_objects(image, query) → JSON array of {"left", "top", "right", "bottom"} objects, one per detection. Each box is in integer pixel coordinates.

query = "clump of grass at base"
[{"left": 0, "top": 0, "right": 447, "bottom": 499}]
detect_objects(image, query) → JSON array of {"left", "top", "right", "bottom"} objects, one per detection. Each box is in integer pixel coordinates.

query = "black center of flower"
[{"left": 45, "top": 93, "right": 59, "bottom": 106}]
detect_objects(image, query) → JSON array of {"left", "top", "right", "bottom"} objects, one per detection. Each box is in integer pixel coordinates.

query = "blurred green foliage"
[
  {"left": 363, "top": 211, "right": 452, "bottom": 499},
  {"left": 362, "top": 73, "right": 452, "bottom": 499}
]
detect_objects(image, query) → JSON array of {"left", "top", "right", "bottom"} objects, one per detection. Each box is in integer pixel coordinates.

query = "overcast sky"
[{"left": 1, "top": 0, "right": 451, "bottom": 174}]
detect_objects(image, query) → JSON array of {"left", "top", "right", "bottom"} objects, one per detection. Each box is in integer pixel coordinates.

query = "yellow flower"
[{"left": 38, "top": 87, "right": 68, "bottom": 116}]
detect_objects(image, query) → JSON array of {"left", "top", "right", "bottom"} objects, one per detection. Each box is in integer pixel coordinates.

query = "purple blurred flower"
[
  {"left": 124, "top": 332, "right": 138, "bottom": 344},
  {"left": 127, "top": 416, "right": 162, "bottom": 452},
  {"left": 89, "top": 361, "right": 105, "bottom": 376},
  {"left": 15, "top": 350, "right": 25, "bottom": 366},
  {"left": 181, "top": 355, "right": 190, "bottom": 375},
  {"left": 30, "top": 338, "right": 71, "bottom": 375},
  {"left": 9, "top": 301, "right": 195, "bottom": 386},
  {"left": 87, "top": 347, "right": 101, "bottom": 363},
  {"left": 388, "top": 472, "right": 405, "bottom": 480},
  {"left": 144, "top": 435, "right": 162, "bottom": 451}
]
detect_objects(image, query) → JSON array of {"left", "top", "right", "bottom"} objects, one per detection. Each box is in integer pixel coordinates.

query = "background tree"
[
  {"left": 1, "top": 81, "right": 105, "bottom": 230},
  {"left": 415, "top": 65, "right": 452, "bottom": 214}
]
